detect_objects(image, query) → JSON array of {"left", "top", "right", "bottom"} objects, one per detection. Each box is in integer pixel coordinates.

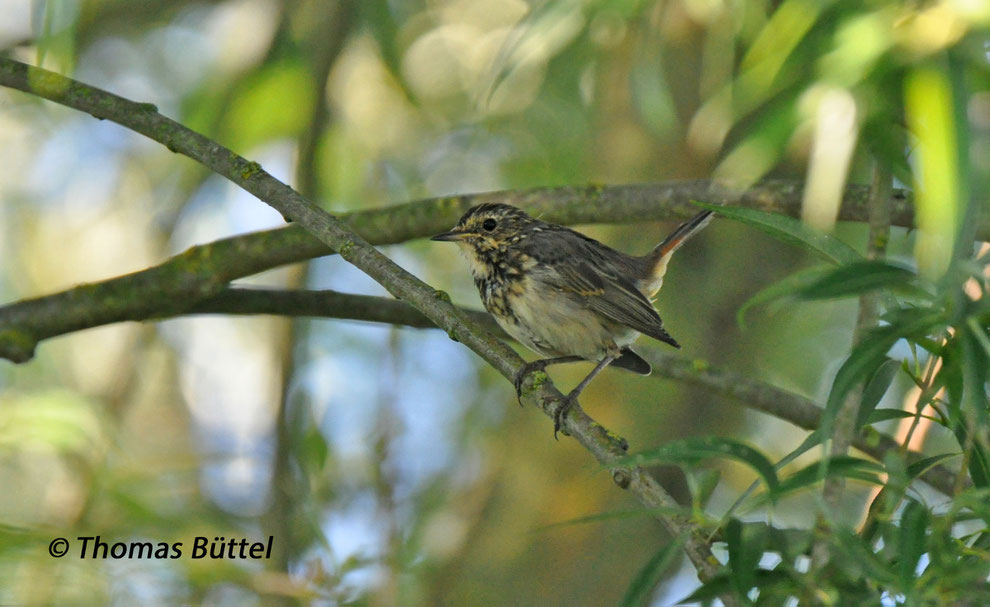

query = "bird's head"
[{"left": 431, "top": 203, "right": 536, "bottom": 257}]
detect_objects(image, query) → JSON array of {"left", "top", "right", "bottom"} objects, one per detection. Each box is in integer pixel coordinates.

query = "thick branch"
[
  {"left": 0, "top": 59, "right": 725, "bottom": 582},
  {"left": 0, "top": 178, "right": 927, "bottom": 364}
]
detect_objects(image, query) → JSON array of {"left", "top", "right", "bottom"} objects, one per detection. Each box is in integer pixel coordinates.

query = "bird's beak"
[{"left": 431, "top": 229, "right": 469, "bottom": 242}]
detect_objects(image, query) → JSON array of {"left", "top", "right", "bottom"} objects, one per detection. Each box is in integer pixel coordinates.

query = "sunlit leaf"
[
  {"left": 905, "top": 66, "right": 963, "bottom": 280},
  {"left": 223, "top": 59, "right": 317, "bottom": 150}
]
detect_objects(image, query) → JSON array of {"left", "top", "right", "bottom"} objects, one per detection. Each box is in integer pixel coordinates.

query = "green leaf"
[
  {"left": 943, "top": 324, "right": 990, "bottom": 487},
  {"left": 898, "top": 499, "right": 929, "bottom": 589},
  {"left": 685, "top": 468, "right": 721, "bottom": 510},
  {"left": 619, "top": 535, "right": 687, "bottom": 607},
  {"left": 769, "top": 456, "right": 884, "bottom": 499},
  {"left": 727, "top": 518, "right": 768, "bottom": 598},
  {"left": 223, "top": 59, "right": 317, "bottom": 150},
  {"left": 676, "top": 569, "right": 792, "bottom": 604},
  {"left": 736, "top": 265, "right": 833, "bottom": 328},
  {"left": 866, "top": 409, "right": 916, "bottom": 423},
  {"left": 857, "top": 358, "right": 902, "bottom": 427},
  {"left": 691, "top": 202, "right": 862, "bottom": 265},
  {"left": 300, "top": 425, "right": 329, "bottom": 473},
  {"left": 833, "top": 529, "right": 900, "bottom": 587},
  {"left": 620, "top": 436, "right": 779, "bottom": 495},
  {"left": 797, "top": 261, "right": 923, "bottom": 300},
  {"left": 966, "top": 316, "right": 990, "bottom": 364},
  {"left": 823, "top": 310, "right": 944, "bottom": 440},
  {"left": 906, "top": 452, "right": 959, "bottom": 479}
]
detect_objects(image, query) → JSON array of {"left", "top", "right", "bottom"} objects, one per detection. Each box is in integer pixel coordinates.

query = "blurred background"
[{"left": 0, "top": 0, "right": 987, "bottom": 605}]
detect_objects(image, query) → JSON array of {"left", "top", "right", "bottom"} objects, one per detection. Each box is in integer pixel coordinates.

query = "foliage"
[{"left": 0, "top": 0, "right": 989, "bottom": 606}]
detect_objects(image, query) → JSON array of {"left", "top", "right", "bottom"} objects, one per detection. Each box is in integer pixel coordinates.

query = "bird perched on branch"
[{"left": 432, "top": 204, "right": 713, "bottom": 437}]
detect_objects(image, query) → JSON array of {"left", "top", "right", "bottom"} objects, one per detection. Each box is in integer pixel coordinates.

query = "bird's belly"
[{"left": 492, "top": 279, "right": 637, "bottom": 360}]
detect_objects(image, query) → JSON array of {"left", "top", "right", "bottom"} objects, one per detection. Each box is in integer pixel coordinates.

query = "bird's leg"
[
  {"left": 513, "top": 356, "right": 584, "bottom": 405},
  {"left": 553, "top": 353, "right": 618, "bottom": 438}
]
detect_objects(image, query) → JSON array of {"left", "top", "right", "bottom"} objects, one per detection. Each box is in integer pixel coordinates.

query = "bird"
[{"left": 431, "top": 203, "right": 713, "bottom": 436}]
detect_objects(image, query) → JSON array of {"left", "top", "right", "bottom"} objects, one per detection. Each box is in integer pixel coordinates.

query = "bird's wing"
[{"left": 524, "top": 229, "right": 680, "bottom": 348}]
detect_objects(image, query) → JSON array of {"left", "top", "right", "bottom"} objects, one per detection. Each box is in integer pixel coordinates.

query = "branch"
[
  {"left": 189, "top": 287, "right": 500, "bottom": 331},
  {"left": 197, "top": 288, "right": 956, "bottom": 496},
  {"left": 0, "top": 59, "right": 726, "bottom": 583},
  {"left": 0, "top": 178, "right": 932, "bottom": 364}
]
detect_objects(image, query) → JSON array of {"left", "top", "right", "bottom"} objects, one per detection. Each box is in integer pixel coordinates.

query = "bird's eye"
[{"left": 482, "top": 218, "right": 497, "bottom": 231}]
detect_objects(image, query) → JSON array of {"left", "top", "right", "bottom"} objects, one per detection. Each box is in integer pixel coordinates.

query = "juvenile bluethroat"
[{"left": 432, "top": 204, "right": 713, "bottom": 436}]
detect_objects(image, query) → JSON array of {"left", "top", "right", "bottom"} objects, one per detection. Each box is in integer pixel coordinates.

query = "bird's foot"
[
  {"left": 552, "top": 394, "right": 577, "bottom": 440},
  {"left": 513, "top": 360, "right": 551, "bottom": 406}
]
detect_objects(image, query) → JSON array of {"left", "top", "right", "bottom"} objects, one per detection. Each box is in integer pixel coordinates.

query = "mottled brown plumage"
[{"left": 432, "top": 203, "right": 713, "bottom": 436}]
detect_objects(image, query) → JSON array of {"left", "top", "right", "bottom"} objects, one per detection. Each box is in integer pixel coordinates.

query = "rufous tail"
[{"left": 642, "top": 210, "right": 714, "bottom": 297}]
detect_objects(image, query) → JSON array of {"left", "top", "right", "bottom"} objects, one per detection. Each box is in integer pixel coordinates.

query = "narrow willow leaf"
[
  {"left": 686, "top": 468, "right": 721, "bottom": 510},
  {"left": 906, "top": 452, "right": 959, "bottom": 478},
  {"left": 950, "top": 422, "right": 990, "bottom": 488},
  {"left": 620, "top": 436, "right": 779, "bottom": 495},
  {"left": 898, "top": 499, "right": 929, "bottom": 589},
  {"left": 862, "top": 453, "right": 958, "bottom": 542},
  {"left": 961, "top": 327, "right": 990, "bottom": 487},
  {"left": 857, "top": 358, "right": 902, "bottom": 427},
  {"left": 619, "top": 535, "right": 687, "bottom": 607},
  {"left": 727, "top": 518, "right": 768, "bottom": 598},
  {"left": 834, "top": 529, "right": 900, "bottom": 587},
  {"left": 797, "top": 261, "right": 922, "bottom": 300},
  {"left": 676, "top": 570, "right": 792, "bottom": 604},
  {"left": 966, "top": 316, "right": 990, "bottom": 362},
  {"left": 866, "top": 409, "right": 916, "bottom": 423},
  {"left": 691, "top": 201, "right": 862, "bottom": 264},
  {"left": 824, "top": 310, "right": 945, "bottom": 438},
  {"left": 767, "top": 456, "right": 884, "bottom": 500}
]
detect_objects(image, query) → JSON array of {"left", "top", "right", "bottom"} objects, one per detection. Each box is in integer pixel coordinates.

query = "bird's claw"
[
  {"left": 513, "top": 361, "right": 547, "bottom": 407},
  {"left": 552, "top": 395, "right": 576, "bottom": 440}
]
